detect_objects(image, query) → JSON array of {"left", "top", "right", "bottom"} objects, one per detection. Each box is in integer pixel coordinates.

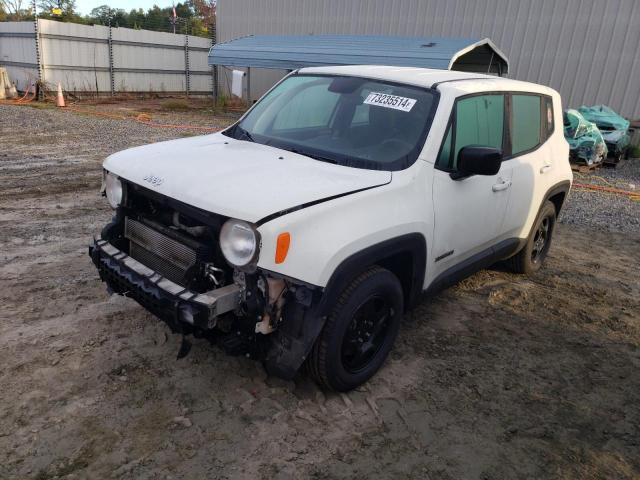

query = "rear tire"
[
  {"left": 506, "top": 200, "right": 557, "bottom": 275},
  {"left": 308, "top": 266, "right": 403, "bottom": 392}
]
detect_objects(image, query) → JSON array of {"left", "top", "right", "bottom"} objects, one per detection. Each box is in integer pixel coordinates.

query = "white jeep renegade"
[{"left": 90, "top": 66, "right": 572, "bottom": 391}]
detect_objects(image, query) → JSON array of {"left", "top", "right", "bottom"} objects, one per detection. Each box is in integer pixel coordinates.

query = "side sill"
[{"left": 425, "top": 237, "right": 524, "bottom": 295}]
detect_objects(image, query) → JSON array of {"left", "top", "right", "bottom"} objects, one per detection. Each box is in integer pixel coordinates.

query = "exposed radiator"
[{"left": 124, "top": 217, "right": 197, "bottom": 284}]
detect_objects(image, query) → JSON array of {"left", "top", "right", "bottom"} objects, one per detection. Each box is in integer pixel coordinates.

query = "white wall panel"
[
  {"left": 0, "top": 19, "right": 213, "bottom": 95},
  {"left": 114, "top": 72, "right": 186, "bottom": 93},
  {"left": 44, "top": 68, "right": 110, "bottom": 93},
  {"left": 0, "top": 22, "right": 37, "bottom": 91}
]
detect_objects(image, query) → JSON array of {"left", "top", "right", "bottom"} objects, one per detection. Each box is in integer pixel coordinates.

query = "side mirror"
[{"left": 454, "top": 146, "right": 503, "bottom": 179}]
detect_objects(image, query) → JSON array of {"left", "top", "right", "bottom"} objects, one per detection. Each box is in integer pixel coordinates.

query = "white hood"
[{"left": 103, "top": 133, "right": 391, "bottom": 223}]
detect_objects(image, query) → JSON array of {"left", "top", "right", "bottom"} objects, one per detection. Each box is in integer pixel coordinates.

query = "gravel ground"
[
  {"left": 559, "top": 159, "right": 640, "bottom": 233},
  {"left": 1, "top": 103, "right": 639, "bottom": 479}
]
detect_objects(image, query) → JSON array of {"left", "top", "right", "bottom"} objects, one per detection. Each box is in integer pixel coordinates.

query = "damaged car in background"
[
  {"left": 578, "top": 105, "right": 631, "bottom": 165},
  {"left": 563, "top": 108, "right": 608, "bottom": 166},
  {"left": 563, "top": 105, "right": 631, "bottom": 167},
  {"left": 90, "top": 66, "right": 572, "bottom": 391}
]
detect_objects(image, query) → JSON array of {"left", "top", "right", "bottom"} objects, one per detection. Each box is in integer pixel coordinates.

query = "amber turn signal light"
[{"left": 275, "top": 232, "right": 291, "bottom": 264}]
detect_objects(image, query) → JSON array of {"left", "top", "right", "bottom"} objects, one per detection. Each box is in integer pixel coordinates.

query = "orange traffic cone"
[{"left": 56, "top": 82, "right": 65, "bottom": 107}]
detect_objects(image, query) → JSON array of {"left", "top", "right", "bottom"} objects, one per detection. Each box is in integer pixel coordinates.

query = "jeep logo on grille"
[{"left": 143, "top": 174, "right": 164, "bottom": 187}]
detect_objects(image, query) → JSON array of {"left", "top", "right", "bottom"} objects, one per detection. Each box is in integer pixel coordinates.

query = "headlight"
[
  {"left": 219, "top": 219, "right": 259, "bottom": 267},
  {"left": 105, "top": 172, "right": 123, "bottom": 209}
]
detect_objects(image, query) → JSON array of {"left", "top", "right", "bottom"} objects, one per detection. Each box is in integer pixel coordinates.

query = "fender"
[{"left": 263, "top": 233, "right": 427, "bottom": 379}]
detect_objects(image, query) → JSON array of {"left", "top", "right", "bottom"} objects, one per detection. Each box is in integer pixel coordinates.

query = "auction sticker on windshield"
[{"left": 363, "top": 92, "right": 417, "bottom": 112}]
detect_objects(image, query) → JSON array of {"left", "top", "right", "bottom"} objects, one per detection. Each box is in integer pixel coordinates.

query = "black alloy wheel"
[
  {"left": 531, "top": 216, "right": 551, "bottom": 264},
  {"left": 505, "top": 200, "right": 557, "bottom": 275},
  {"left": 341, "top": 295, "right": 393, "bottom": 373},
  {"left": 308, "top": 266, "right": 404, "bottom": 391}
]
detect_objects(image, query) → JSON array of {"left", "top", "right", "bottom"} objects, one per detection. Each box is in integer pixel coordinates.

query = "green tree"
[
  {"left": 37, "top": 0, "right": 84, "bottom": 22},
  {"left": 127, "top": 8, "right": 147, "bottom": 30},
  {"left": 142, "top": 5, "right": 166, "bottom": 31},
  {"left": 89, "top": 5, "right": 114, "bottom": 24},
  {"left": 4, "top": 0, "right": 211, "bottom": 35},
  {"left": 88, "top": 5, "right": 129, "bottom": 27},
  {"left": 110, "top": 8, "right": 129, "bottom": 28}
]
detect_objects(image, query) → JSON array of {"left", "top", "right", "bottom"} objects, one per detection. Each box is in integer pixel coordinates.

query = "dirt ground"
[{"left": 1, "top": 103, "right": 639, "bottom": 479}]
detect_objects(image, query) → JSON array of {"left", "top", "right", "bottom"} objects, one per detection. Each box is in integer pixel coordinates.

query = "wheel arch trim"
[
  {"left": 320, "top": 233, "right": 427, "bottom": 313},
  {"left": 542, "top": 180, "right": 571, "bottom": 215}
]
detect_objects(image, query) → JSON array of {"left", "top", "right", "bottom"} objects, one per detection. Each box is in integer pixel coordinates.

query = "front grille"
[{"left": 125, "top": 217, "right": 197, "bottom": 284}]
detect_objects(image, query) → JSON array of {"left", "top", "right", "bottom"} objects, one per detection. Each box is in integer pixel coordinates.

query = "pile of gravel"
[
  {"left": 0, "top": 103, "right": 233, "bottom": 159},
  {"left": 559, "top": 159, "right": 640, "bottom": 234}
]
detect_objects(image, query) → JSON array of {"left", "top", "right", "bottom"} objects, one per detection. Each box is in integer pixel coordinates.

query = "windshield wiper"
[
  {"left": 235, "top": 126, "right": 255, "bottom": 143},
  {"left": 286, "top": 148, "right": 338, "bottom": 164}
]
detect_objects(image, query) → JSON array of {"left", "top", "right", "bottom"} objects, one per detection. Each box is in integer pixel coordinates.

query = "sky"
[{"left": 75, "top": 1, "right": 176, "bottom": 15}]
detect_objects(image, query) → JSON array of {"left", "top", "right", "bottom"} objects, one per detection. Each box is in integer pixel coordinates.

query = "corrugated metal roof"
[{"left": 208, "top": 35, "right": 508, "bottom": 74}]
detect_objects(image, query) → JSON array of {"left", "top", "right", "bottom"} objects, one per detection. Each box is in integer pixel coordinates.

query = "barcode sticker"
[{"left": 363, "top": 92, "right": 417, "bottom": 112}]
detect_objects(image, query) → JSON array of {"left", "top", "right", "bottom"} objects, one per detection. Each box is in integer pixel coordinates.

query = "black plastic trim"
[
  {"left": 435, "top": 250, "right": 454, "bottom": 262},
  {"left": 322, "top": 233, "right": 427, "bottom": 311},
  {"left": 262, "top": 233, "right": 428, "bottom": 379},
  {"left": 90, "top": 239, "right": 214, "bottom": 331},
  {"left": 542, "top": 180, "right": 572, "bottom": 214},
  {"left": 125, "top": 180, "right": 228, "bottom": 226},
  {"left": 425, "top": 237, "right": 523, "bottom": 295}
]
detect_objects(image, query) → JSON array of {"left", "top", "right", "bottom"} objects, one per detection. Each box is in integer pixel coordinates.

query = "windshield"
[{"left": 224, "top": 74, "right": 438, "bottom": 171}]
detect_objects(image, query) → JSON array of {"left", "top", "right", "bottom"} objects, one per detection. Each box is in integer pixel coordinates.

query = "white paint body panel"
[
  {"left": 103, "top": 133, "right": 391, "bottom": 223},
  {"left": 103, "top": 66, "right": 572, "bottom": 290}
]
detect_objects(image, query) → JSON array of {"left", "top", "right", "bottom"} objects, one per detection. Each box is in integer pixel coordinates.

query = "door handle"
[
  {"left": 540, "top": 165, "right": 552, "bottom": 174},
  {"left": 492, "top": 180, "right": 512, "bottom": 192}
]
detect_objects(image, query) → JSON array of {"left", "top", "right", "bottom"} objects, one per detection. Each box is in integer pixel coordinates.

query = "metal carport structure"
[{"left": 208, "top": 35, "right": 509, "bottom": 100}]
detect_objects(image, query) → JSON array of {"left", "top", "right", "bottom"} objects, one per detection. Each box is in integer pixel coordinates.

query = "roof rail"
[{"left": 431, "top": 77, "right": 499, "bottom": 89}]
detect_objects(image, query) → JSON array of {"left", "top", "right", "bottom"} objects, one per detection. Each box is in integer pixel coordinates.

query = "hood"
[{"left": 103, "top": 133, "right": 391, "bottom": 223}]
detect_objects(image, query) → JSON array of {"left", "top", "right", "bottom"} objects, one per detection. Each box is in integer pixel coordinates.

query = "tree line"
[{"left": 0, "top": 1, "right": 215, "bottom": 37}]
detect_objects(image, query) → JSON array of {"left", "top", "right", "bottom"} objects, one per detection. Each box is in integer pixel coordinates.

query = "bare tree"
[{"left": 0, "top": 0, "right": 25, "bottom": 16}]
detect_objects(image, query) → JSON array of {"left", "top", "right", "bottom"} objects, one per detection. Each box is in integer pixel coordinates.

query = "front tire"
[
  {"left": 308, "top": 266, "right": 403, "bottom": 392},
  {"left": 507, "top": 200, "right": 557, "bottom": 275}
]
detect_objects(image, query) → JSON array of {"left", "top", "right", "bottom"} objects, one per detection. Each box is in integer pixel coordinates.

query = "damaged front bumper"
[{"left": 89, "top": 238, "right": 241, "bottom": 331}]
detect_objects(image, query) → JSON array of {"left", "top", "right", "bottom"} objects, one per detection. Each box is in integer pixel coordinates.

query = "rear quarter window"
[
  {"left": 543, "top": 97, "right": 554, "bottom": 139},
  {"left": 511, "top": 94, "right": 542, "bottom": 155}
]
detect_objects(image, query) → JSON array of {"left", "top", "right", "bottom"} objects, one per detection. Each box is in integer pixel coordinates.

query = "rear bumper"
[{"left": 89, "top": 238, "right": 241, "bottom": 331}]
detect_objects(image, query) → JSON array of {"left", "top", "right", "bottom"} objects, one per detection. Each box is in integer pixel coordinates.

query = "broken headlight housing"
[
  {"left": 104, "top": 172, "right": 123, "bottom": 209},
  {"left": 220, "top": 219, "right": 259, "bottom": 268}
]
